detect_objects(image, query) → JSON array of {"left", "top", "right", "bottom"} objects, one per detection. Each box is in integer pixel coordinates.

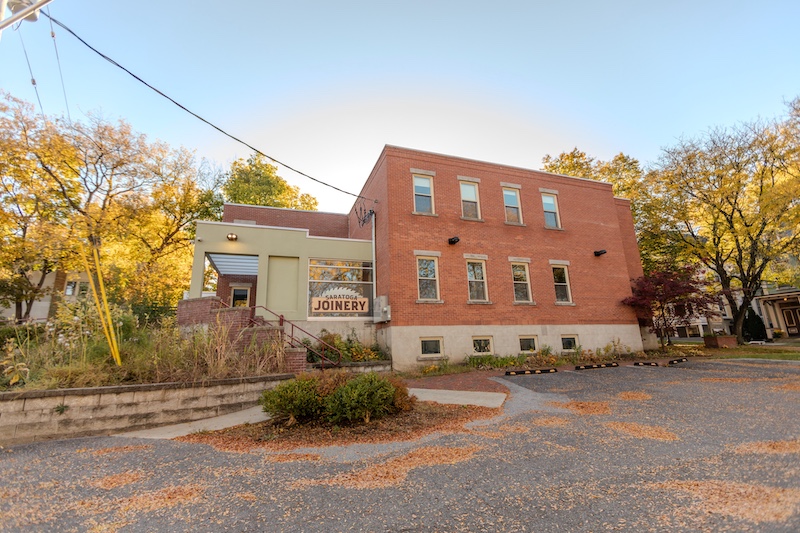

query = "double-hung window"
[
  {"left": 417, "top": 257, "right": 440, "bottom": 300},
  {"left": 541, "top": 193, "right": 561, "bottom": 228},
  {"left": 413, "top": 175, "right": 434, "bottom": 214},
  {"left": 552, "top": 265, "right": 572, "bottom": 303},
  {"left": 460, "top": 181, "right": 480, "bottom": 219},
  {"left": 503, "top": 188, "right": 522, "bottom": 223},
  {"left": 467, "top": 260, "right": 488, "bottom": 302},
  {"left": 511, "top": 263, "right": 532, "bottom": 303}
]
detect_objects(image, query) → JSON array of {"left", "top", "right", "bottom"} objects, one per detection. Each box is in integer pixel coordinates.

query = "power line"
[
  {"left": 45, "top": 5, "right": 71, "bottom": 124},
  {"left": 42, "top": 13, "right": 374, "bottom": 203},
  {"left": 16, "top": 24, "right": 45, "bottom": 118}
]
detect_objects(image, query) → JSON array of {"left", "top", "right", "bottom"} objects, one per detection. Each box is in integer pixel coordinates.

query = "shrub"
[
  {"left": 325, "top": 372, "right": 396, "bottom": 424},
  {"left": 466, "top": 354, "right": 527, "bottom": 369},
  {"left": 384, "top": 375, "right": 417, "bottom": 412},
  {"left": 259, "top": 374, "right": 322, "bottom": 424}
]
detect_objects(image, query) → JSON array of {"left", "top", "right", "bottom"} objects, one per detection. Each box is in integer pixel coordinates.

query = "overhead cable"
[
  {"left": 16, "top": 25, "right": 45, "bottom": 118},
  {"left": 45, "top": 6, "right": 71, "bottom": 124},
  {"left": 43, "top": 12, "right": 374, "bottom": 202}
]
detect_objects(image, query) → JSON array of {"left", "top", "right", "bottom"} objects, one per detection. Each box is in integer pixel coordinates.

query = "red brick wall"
[
  {"left": 223, "top": 204, "right": 349, "bottom": 238},
  {"left": 354, "top": 146, "right": 642, "bottom": 328},
  {"left": 177, "top": 297, "right": 226, "bottom": 327},
  {"left": 217, "top": 275, "right": 258, "bottom": 307}
]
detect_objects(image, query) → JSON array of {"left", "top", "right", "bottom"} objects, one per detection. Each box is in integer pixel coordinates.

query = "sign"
[{"left": 310, "top": 286, "right": 369, "bottom": 315}]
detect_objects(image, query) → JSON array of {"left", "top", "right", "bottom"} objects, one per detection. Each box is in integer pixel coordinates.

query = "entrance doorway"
[{"left": 782, "top": 307, "right": 800, "bottom": 336}]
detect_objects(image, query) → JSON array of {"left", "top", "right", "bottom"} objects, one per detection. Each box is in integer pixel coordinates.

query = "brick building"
[{"left": 186, "top": 146, "right": 648, "bottom": 369}]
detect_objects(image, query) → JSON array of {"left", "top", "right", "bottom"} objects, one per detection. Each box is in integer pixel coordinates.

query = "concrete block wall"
[{"left": 0, "top": 375, "right": 293, "bottom": 446}]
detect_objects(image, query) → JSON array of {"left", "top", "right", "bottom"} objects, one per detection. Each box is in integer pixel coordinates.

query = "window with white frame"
[
  {"left": 473, "top": 336, "right": 493, "bottom": 354},
  {"left": 460, "top": 181, "right": 480, "bottom": 219},
  {"left": 467, "top": 260, "right": 487, "bottom": 301},
  {"left": 231, "top": 287, "right": 250, "bottom": 307},
  {"left": 511, "top": 263, "right": 532, "bottom": 302},
  {"left": 503, "top": 188, "right": 522, "bottom": 223},
  {"left": 561, "top": 336, "right": 578, "bottom": 351},
  {"left": 413, "top": 175, "right": 434, "bottom": 214},
  {"left": 519, "top": 336, "right": 537, "bottom": 352},
  {"left": 552, "top": 265, "right": 572, "bottom": 303},
  {"left": 417, "top": 257, "right": 440, "bottom": 300},
  {"left": 542, "top": 193, "right": 561, "bottom": 228},
  {"left": 420, "top": 337, "right": 443, "bottom": 356}
]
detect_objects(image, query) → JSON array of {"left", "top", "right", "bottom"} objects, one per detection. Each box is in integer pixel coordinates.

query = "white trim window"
[
  {"left": 460, "top": 181, "right": 481, "bottom": 219},
  {"left": 552, "top": 265, "right": 572, "bottom": 303},
  {"left": 511, "top": 263, "right": 532, "bottom": 302},
  {"left": 417, "top": 257, "right": 440, "bottom": 300},
  {"left": 231, "top": 286, "right": 250, "bottom": 307},
  {"left": 561, "top": 336, "right": 578, "bottom": 351},
  {"left": 519, "top": 336, "right": 537, "bottom": 352},
  {"left": 420, "top": 337, "right": 443, "bottom": 356},
  {"left": 413, "top": 175, "right": 434, "bottom": 214},
  {"left": 542, "top": 193, "right": 561, "bottom": 228},
  {"left": 503, "top": 188, "right": 522, "bottom": 224},
  {"left": 467, "top": 260, "right": 488, "bottom": 301},
  {"left": 473, "top": 336, "right": 493, "bottom": 354}
]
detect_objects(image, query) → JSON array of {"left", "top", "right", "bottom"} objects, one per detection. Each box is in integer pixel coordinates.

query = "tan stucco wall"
[{"left": 190, "top": 221, "right": 372, "bottom": 322}]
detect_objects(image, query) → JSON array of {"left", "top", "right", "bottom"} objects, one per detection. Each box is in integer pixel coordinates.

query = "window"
[
  {"left": 78, "top": 282, "right": 90, "bottom": 297},
  {"left": 308, "top": 259, "right": 373, "bottom": 317},
  {"left": 413, "top": 176, "right": 434, "bottom": 214},
  {"left": 460, "top": 182, "right": 480, "bottom": 219},
  {"left": 473, "top": 336, "right": 493, "bottom": 354},
  {"left": 561, "top": 336, "right": 578, "bottom": 351},
  {"left": 467, "top": 261, "right": 487, "bottom": 301},
  {"left": 65, "top": 281, "right": 77, "bottom": 296},
  {"left": 519, "top": 336, "right": 537, "bottom": 352},
  {"left": 420, "top": 337, "right": 443, "bottom": 356},
  {"left": 503, "top": 188, "right": 522, "bottom": 223},
  {"left": 417, "top": 257, "right": 439, "bottom": 300},
  {"left": 542, "top": 193, "right": 560, "bottom": 228},
  {"left": 231, "top": 287, "right": 250, "bottom": 307},
  {"left": 552, "top": 266, "right": 572, "bottom": 303},
  {"left": 511, "top": 263, "right": 532, "bottom": 302}
]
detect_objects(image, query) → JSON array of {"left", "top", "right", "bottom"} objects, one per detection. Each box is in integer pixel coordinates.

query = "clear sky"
[{"left": 1, "top": 0, "right": 798, "bottom": 213}]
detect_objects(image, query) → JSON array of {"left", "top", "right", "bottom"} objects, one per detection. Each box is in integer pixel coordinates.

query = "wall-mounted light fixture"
[
  {"left": 593, "top": 249, "right": 607, "bottom": 256},
  {"left": 448, "top": 236, "right": 460, "bottom": 245},
  {"left": 226, "top": 233, "right": 238, "bottom": 241}
]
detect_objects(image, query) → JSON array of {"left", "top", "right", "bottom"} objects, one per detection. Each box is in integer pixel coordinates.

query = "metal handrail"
[{"left": 251, "top": 305, "right": 342, "bottom": 369}]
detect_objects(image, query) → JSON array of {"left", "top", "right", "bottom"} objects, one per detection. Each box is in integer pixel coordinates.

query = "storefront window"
[{"left": 308, "top": 259, "right": 373, "bottom": 317}]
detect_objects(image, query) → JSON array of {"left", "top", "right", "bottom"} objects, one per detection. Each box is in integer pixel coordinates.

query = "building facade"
[{"left": 187, "top": 146, "right": 649, "bottom": 369}]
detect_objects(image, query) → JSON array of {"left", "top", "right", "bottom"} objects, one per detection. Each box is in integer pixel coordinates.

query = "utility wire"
[
  {"left": 43, "top": 13, "right": 374, "bottom": 203},
  {"left": 46, "top": 6, "right": 72, "bottom": 124},
  {"left": 16, "top": 25, "right": 45, "bottom": 118}
]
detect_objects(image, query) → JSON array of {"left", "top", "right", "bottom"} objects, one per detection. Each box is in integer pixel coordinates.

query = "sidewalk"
[{"left": 114, "top": 387, "right": 507, "bottom": 439}]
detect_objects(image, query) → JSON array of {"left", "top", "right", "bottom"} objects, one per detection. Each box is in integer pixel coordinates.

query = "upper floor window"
[
  {"left": 503, "top": 188, "right": 522, "bottom": 223},
  {"left": 542, "top": 193, "right": 561, "bottom": 228},
  {"left": 552, "top": 265, "right": 572, "bottom": 303},
  {"left": 467, "top": 260, "right": 488, "bottom": 301},
  {"left": 511, "top": 263, "right": 532, "bottom": 302},
  {"left": 414, "top": 176, "right": 434, "bottom": 214},
  {"left": 417, "top": 257, "right": 440, "bottom": 300},
  {"left": 460, "top": 182, "right": 480, "bottom": 219}
]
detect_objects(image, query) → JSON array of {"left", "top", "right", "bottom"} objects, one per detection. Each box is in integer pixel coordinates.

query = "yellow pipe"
[
  {"left": 92, "top": 245, "right": 121, "bottom": 364},
  {"left": 78, "top": 243, "right": 118, "bottom": 365}
]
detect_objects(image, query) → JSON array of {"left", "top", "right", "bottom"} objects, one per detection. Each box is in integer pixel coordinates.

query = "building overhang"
[{"left": 206, "top": 253, "right": 259, "bottom": 276}]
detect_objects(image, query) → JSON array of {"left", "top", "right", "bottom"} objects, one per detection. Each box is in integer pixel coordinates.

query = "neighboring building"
[
  {"left": 0, "top": 271, "right": 92, "bottom": 323},
  {"left": 754, "top": 284, "right": 800, "bottom": 339},
  {"left": 186, "top": 146, "right": 648, "bottom": 369}
]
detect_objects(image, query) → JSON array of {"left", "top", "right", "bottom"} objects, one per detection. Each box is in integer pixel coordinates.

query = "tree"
[
  {"left": 223, "top": 153, "right": 318, "bottom": 210},
  {"left": 647, "top": 100, "right": 800, "bottom": 343},
  {"left": 623, "top": 265, "right": 718, "bottom": 349}
]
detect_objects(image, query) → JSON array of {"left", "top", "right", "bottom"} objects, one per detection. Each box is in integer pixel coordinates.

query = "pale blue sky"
[{"left": 1, "top": 0, "right": 798, "bottom": 212}]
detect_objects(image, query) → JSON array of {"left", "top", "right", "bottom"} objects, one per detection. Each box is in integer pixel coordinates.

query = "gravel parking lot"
[{"left": 2, "top": 359, "right": 799, "bottom": 532}]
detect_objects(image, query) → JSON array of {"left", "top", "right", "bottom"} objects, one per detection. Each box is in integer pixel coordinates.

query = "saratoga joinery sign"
[{"left": 310, "top": 286, "right": 370, "bottom": 316}]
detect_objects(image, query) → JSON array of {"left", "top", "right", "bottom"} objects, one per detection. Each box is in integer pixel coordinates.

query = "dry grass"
[
  {"left": 654, "top": 480, "right": 800, "bottom": 524},
  {"left": 734, "top": 439, "right": 800, "bottom": 455},
  {"left": 176, "top": 402, "right": 499, "bottom": 453},
  {"left": 605, "top": 421, "right": 679, "bottom": 441},
  {"left": 90, "top": 472, "right": 143, "bottom": 490},
  {"left": 547, "top": 401, "right": 611, "bottom": 415},
  {"left": 617, "top": 391, "right": 652, "bottom": 401},
  {"left": 296, "top": 445, "right": 483, "bottom": 489}
]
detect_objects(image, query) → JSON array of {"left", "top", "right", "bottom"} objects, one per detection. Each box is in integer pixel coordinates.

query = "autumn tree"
[
  {"left": 623, "top": 265, "right": 719, "bottom": 349},
  {"left": 223, "top": 153, "right": 318, "bottom": 210},
  {"left": 647, "top": 99, "right": 800, "bottom": 343}
]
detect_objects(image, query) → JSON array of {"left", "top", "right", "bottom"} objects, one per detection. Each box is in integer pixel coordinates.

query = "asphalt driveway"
[{"left": 1, "top": 359, "right": 799, "bottom": 532}]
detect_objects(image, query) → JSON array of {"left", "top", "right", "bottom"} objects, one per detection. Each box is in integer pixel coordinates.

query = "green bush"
[
  {"left": 259, "top": 374, "right": 322, "bottom": 424},
  {"left": 325, "top": 373, "right": 396, "bottom": 424},
  {"left": 466, "top": 354, "right": 527, "bottom": 369}
]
